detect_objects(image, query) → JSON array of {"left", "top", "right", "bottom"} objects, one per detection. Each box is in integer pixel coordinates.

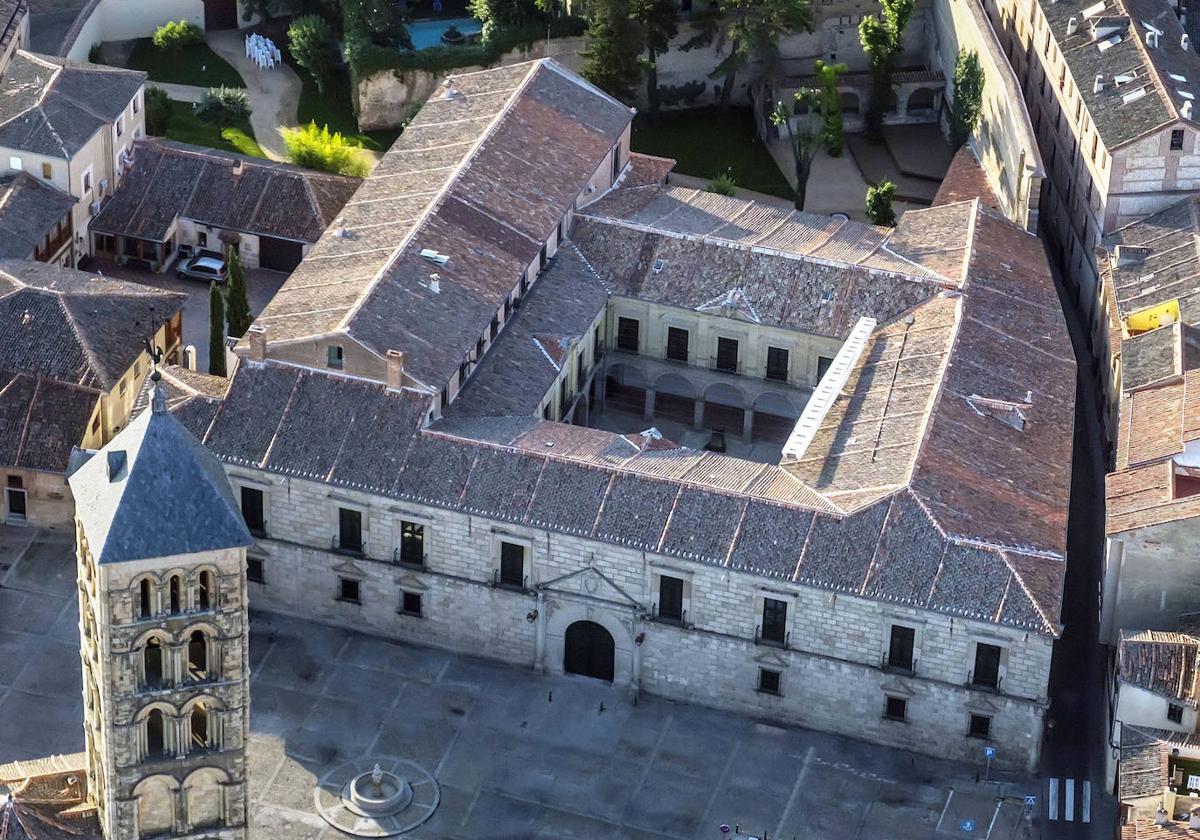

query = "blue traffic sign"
[
  {"left": 984, "top": 746, "right": 997, "bottom": 759},
  {"left": 1024, "top": 795, "right": 1038, "bottom": 806},
  {"left": 961, "top": 819, "right": 976, "bottom": 832}
]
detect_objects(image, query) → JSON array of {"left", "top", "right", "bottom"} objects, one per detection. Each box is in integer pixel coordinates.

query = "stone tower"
[{"left": 68, "top": 378, "right": 253, "bottom": 840}]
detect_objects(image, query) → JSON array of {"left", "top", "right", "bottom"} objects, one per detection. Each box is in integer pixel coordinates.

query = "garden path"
[{"left": 205, "top": 29, "right": 301, "bottom": 161}]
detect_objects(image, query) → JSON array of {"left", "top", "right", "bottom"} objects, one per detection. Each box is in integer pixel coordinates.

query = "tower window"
[
  {"left": 169, "top": 575, "right": 181, "bottom": 614},
  {"left": 190, "top": 703, "right": 209, "bottom": 752},
  {"left": 757, "top": 667, "right": 781, "bottom": 695},
  {"left": 198, "top": 571, "right": 214, "bottom": 611},
  {"left": 400, "top": 591, "right": 422, "bottom": 617},
  {"left": 144, "top": 638, "right": 164, "bottom": 688},
  {"left": 138, "top": 578, "right": 152, "bottom": 618},
  {"left": 146, "top": 708, "right": 165, "bottom": 757},
  {"left": 187, "top": 630, "right": 208, "bottom": 681}
]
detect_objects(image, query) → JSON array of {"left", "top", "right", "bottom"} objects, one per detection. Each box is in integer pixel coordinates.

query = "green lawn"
[
  {"left": 126, "top": 39, "right": 245, "bottom": 88},
  {"left": 289, "top": 60, "right": 402, "bottom": 152},
  {"left": 631, "top": 107, "right": 794, "bottom": 200},
  {"left": 162, "top": 100, "right": 265, "bottom": 158}
]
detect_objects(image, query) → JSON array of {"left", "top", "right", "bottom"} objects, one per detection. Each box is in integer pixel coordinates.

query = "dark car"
[{"left": 176, "top": 254, "right": 228, "bottom": 283}]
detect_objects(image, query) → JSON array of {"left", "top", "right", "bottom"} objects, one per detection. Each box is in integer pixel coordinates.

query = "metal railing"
[
  {"left": 967, "top": 670, "right": 1002, "bottom": 692},
  {"left": 754, "top": 624, "right": 789, "bottom": 648},
  {"left": 331, "top": 535, "right": 366, "bottom": 556},
  {"left": 492, "top": 569, "right": 529, "bottom": 590},
  {"left": 650, "top": 603, "right": 687, "bottom": 625},
  {"left": 881, "top": 653, "right": 918, "bottom": 675},
  {"left": 392, "top": 548, "right": 427, "bottom": 568}
]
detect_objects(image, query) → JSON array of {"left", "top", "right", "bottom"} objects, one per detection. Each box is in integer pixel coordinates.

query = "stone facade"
[
  {"left": 78, "top": 534, "right": 251, "bottom": 840},
  {"left": 233, "top": 468, "right": 1053, "bottom": 771}
]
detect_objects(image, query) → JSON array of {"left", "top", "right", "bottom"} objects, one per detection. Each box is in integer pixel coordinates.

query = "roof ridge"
[{"left": 51, "top": 292, "right": 108, "bottom": 389}]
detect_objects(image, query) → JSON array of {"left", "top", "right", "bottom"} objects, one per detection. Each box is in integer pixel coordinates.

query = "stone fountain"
[{"left": 314, "top": 757, "right": 439, "bottom": 837}]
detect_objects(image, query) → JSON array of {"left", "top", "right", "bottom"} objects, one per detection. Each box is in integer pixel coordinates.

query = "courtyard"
[{"left": 0, "top": 529, "right": 1046, "bottom": 839}]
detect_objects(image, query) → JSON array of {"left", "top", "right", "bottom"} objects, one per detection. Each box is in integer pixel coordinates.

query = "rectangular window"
[
  {"left": 884, "top": 695, "right": 907, "bottom": 721},
  {"left": 8, "top": 156, "right": 20, "bottom": 172},
  {"left": 81, "top": 169, "right": 91, "bottom": 192},
  {"left": 499, "top": 541, "right": 525, "bottom": 587},
  {"left": 617, "top": 317, "right": 640, "bottom": 352},
  {"left": 1169, "top": 703, "right": 1185, "bottom": 723},
  {"left": 240, "top": 486, "right": 265, "bottom": 535},
  {"left": 540, "top": 243, "right": 548, "bottom": 269},
  {"left": 327, "top": 345, "right": 344, "bottom": 369},
  {"left": 972, "top": 643, "right": 1002, "bottom": 689},
  {"left": 817, "top": 355, "right": 834, "bottom": 380},
  {"left": 761, "top": 597, "right": 787, "bottom": 645},
  {"left": 765, "top": 347, "right": 789, "bottom": 381},
  {"left": 400, "top": 591, "right": 422, "bottom": 617},
  {"left": 133, "top": 92, "right": 140, "bottom": 113},
  {"left": 338, "top": 507, "right": 363, "bottom": 554},
  {"left": 559, "top": 378, "right": 570, "bottom": 420},
  {"left": 1172, "top": 129, "right": 1185, "bottom": 151},
  {"left": 398, "top": 521, "right": 424, "bottom": 566},
  {"left": 968, "top": 713, "right": 992, "bottom": 739},
  {"left": 41, "top": 162, "right": 51, "bottom": 180},
  {"left": 757, "top": 667, "right": 781, "bottom": 695},
  {"left": 246, "top": 556, "right": 265, "bottom": 584},
  {"left": 715, "top": 337, "right": 739, "bottom": 372},
  {"left": 658, "top": 575, "right": 685, "bottom": 622},
  {"left": 593, "top": 324, "right": 604, "bottom": 359},
  {"left": 887, "top": 625, "right": 915, "bottom": 671},
  {"left": 666, "top": 327, "right": 689, "bottom": 362},
  {"left": 338, "top": 577, "right": 361, "bottom": 604},
  {"left": 116, "top": 117, "right": 123, "bottom": 138},
  {"left": 490, "top": 315, "right": 499, "bottom": 340}
]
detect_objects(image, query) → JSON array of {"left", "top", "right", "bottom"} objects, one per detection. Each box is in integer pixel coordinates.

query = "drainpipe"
[{"left": 533, "top": 589, "right": 546, "bottom": 673}]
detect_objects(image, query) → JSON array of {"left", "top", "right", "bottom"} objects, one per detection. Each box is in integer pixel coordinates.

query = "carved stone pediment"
[{"left": 538, "top": 565, "right": 641, "bottom": 610}]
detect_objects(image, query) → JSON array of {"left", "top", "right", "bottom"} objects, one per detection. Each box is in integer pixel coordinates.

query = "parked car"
[{"left": 176, "top": 254, "right": 227, "bottom": 284}]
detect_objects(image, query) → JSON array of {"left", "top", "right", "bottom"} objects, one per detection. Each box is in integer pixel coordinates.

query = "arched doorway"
[{"left": 563, "top": 621, "right": 615, "bottom": 682}]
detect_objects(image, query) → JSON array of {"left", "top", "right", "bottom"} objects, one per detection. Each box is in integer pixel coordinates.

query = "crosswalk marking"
[{"left": 1045, "top": 778, "right": 1091, "bottom": 824}]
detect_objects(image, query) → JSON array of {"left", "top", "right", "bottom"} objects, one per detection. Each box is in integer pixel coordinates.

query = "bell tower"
[{"left": 69, "top": 374, "right": 253, "bottom": 840}]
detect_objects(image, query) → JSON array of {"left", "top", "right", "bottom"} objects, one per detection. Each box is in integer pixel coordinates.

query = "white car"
[{"left": 176, "top": 255, "right": 228, "bottom": 284}]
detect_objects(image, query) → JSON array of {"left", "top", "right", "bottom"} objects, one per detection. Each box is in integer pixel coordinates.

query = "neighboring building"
[
  {"left": 68, "top": 379, "right": 253, "bottom": 840},
  {"left": 1115, "top": 631, "right": 1200, "bottom": 735},
  {"left": 155, "top": 59, "right": 1076, "bottom": 772},
  {"left": 0, "top": 259, "right": 184, "bottom": 525},
  {"left": 0, "top": 753, "right": 101, "bottom": 839},
  {"left": 0, "top": 0, "right": 28, "bottom": 73},
  {"left": 90, "top": 140, "right": 360, "bottom": 273},
  {"left": 0, "top": 171, "right": 77, "bottom": 265},
  {"left": 0, "top": 51, "right": 146, "bottom": 268}
]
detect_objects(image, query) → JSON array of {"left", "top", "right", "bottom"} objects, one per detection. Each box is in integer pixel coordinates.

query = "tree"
[
  {"left": 630, "top": 0, "right": 678, "bottom": 118},
  {"left": 771, "top": 88, "right": 821, "bottom": 210},
  {"left": 196, "top": 86, "right": 252, "bottom": 127},
  {"left": 226, "top": 248, "right": 252, "bottom": 338},
  {"left": 865, "top": 179, "right": 897, "bottom": 226},
  {"left": 284, "top": 123, "right": 370, "bottom": 176},
  {"left": 707, "top": 169, "right": 737, "bottom": 195},
  {"left": 949, "top": 48, "right": 984, "bottom": 147},
  {"left": 242, "top": 0, "right": 285, "bottom": 23},
  {"left": 858, "top": 0, "right": 914, "bottom": 137},
  {"left": 152, "top": 20, "right": 204, "bottom": 51},
  {"left": 814, "top": 59, "right": 847, "bottom": 156},
  {"left": 208, "top": 282, "right": 227, "bottom": 378},
  {"left": 288, "top": 14, "right": 339, "bottom": 94},
  {"left": 144, "top": 87, "right": 171, "bottom": 136},
  {"left": 580, "top": 0, "right": 644, "bottom": 104}
]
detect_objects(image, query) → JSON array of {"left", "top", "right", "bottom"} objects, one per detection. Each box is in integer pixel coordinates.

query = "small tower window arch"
[
  {"left": 138, "top": 578, "right": 153, "bottom": 618},
  {"left": 187, "top": 630, "right": 208, "bottom": 681},
  {"left": 198, "top": 571, "right": 214, "bottom": 611},
  {"left": 190, "top": 703, "right": 209, "bottom": 752},
  {"left": 169, "top": 575, "right": 182, "bottom": 614},
  {"left": 144, "top": 638, "right": 165, "bottom": 688},
  {"left": 146, "top": 708, "right": 165, "bottom": 757}
]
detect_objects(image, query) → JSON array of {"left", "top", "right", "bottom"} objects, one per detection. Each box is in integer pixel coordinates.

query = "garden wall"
[
  {"left": 61, "top": 0, "right": 253, "bottom": 60},
  {"left": 929, "top": 0, "right": 1043, "bottom": 230}
]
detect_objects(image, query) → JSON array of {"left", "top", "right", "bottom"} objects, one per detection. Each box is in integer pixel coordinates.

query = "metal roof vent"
[
  {"left": 1147, "top": 30, "right": 1160, "bottom": 48},
  {"left": 1068, "top": 16, "right": 1079, "bottom": 34},
  {"left": 1185, "top": 33, "right": 1192, "bottom": 49},
  {"left": 428, "top": 273, "right": 441, "bottom": 294},
  {"left": 1095, "top": 74, "right": 1105, "bottom": 93},
  {"left": 106, "top": 450, "right": 126, "bottom": 482},
  {"left": 420, "top": 248, "right": 449, "bottom": 265}
]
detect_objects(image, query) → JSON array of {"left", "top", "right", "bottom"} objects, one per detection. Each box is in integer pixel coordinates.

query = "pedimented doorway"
[{"left": 563, "top": 620, "right": 615, "bottom": 682}]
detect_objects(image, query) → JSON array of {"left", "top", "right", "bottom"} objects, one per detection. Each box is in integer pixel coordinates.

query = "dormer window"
[{"left": 327, "top": 345, "right": 344, "bottom": 369}]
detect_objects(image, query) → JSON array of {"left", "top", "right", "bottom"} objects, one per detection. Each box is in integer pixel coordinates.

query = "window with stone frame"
[
  {"left": 666, "top": 327, "right": 689, "bottom": 362},
  {"left": 757, "top": 667, "right": 782, "bottom": 695},
  {"left": 972, "top": 642, "right": 1003, "bottom": 690},
  {"left": 968, "top": 713, "right": 991, "bottom": 739},
  {"left": 1169, "top": 703, "right": 1185, "bottom": 724},
  {"left": 884, "top": 695, "right": 907, "bottom": 721},
  {"left": 765, "top": 346, "right": 790, "bottom": 381},
  {"left": 327, "top": 345, "right": 344, "bottom": 370},
  {"left": 887, "top": 625, "right": 915, "bottom": 672},
  {"left": 337, "top": 507, "right": 363, "bottom": 554},
  {"left": 760, "top": 597, "right": 788, "bottom": 645},
  {"left": 240, "top": 486, "right": 265, "bottom": 535},
  {"left": 715, "top": 336, "right": 739, "bottom": 372},
  {"left": 499, "top": 541, "right": 525, "bottom": 588},
  {"left": 246, "top": 556, "right": 265, "bottom": 584},
  {"left": 337, "top": 576, "right": 361, "bottom": 604},
  {"left": 400, "top": 591, "right": 422, "bottom": 617},
  {"left": 398, "top": 520, "right": 425, "bottom": 566},
  {"left": 657, "top": 574, "right": 685, "bottom": 623},
  {"left": 617, "top": 317, "right": 640, "bottom": 352}
]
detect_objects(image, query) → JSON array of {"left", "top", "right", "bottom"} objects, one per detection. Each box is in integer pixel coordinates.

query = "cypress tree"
[
  {"left": 208, "top": 282, "right": 227, "bottom": 377},
  {"left": 226, "top": 247, "right": 252, "bottom": 338}
]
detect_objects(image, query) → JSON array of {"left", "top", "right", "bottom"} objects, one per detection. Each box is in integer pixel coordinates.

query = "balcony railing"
[
  {"left": 650, "top": 603, "right": 687, "bottom": 626},
  {"left": 491, "top": 569, "right": 528, "bottom": 591},
  {"left": 331, "top": 535, "right": 366, "bottom": 557},
  {"left": 881, "top": 654, "right": 917, "bottom": 675},
  {"left": 967, "top": 670, "right": 1002, "bottom": 692},
  {"left": 392, "top": 548, "right": 427, "bottom": 568},
  {"left": 754, "top": 624, "right": 789, "bottom": 648}
]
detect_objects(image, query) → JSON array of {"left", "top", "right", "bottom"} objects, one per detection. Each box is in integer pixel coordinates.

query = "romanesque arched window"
[
  {"left": 144, "top": 638, "right": 164, "bottom": 688},
  {"left": 190, "top": 703, "right": 209, "bottom": 752},
  {"left": 145, "top": 708, "right": 165, "bottom": 757},
  {"left": 197, "top": 571, "right": 214, "bottom": 611},
  {"left": 138, "top": 578, "right": 153, "bottom": 618},
  {"left": 187, "top": 630, "right": 208, "bottom": 681},
  {"left": 169, "top": 575, "right": 182, "bottom": 614}
]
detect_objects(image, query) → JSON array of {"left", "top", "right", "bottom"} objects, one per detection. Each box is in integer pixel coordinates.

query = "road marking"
[
  {"left": 773, "top": 746, "right": 816, "bottom": 838},
  {"left": 1082, "top": 780, "right": 1091, "bottom": 823},
  {"left": 1065, "top": 778, "right": 1075, "bottom": 822},
  {"left": 1048, "top": 778, "right": 1059, "bottom": 821}
]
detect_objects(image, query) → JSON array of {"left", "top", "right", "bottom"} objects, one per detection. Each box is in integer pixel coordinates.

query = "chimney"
[
  {"left": 1067, "top": 15, "right": 1078, "bottom": 34},
  {"left": 1148, "top": 30, "right": 1159, "bottom": 48},
  {"left": 231, "top": 159, "right": 245, "bottom": 177},
  {"left": 1094, "top": 74, "right": 1104, "bottom": 93},
  {"left": 429, "top": 273, "right": 441, "bottom": 294},
  {"left": 1185, "top": 101, "right": 1194, "bottom": 119},
  {"left": 1190, "top": 808, "right": 1200, "bottom": 830},
  {"left": 386, "top": 349, "right": 405, "bottom": 390},
  {"left": 1186, "top": 33, "right": 1193, "bottom": 49},
  {"left": 248, "top": 325, "right": 267, "bottom": 362},
  {"left": 1157, "top": 805, "right": 1170, "bottom": 826}
]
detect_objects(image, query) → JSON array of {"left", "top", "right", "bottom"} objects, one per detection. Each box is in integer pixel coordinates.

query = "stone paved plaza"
[{"left": 0, "top": 529, "right": 1041, "bottom": 839}]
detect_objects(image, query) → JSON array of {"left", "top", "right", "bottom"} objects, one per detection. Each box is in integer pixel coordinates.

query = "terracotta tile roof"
[
  {"left": 0, "top": 51, "right": 143, "bottom": 159},
  {"left": 1100, "top": 198, "right": 1200, "bottom": 325},
  {"left": 0, "top": 172, "right": 74, "bottom": 259},
  {"left": 1120, "top": 630, "right": 1200, "bottom": 704},
  {"left": 0, "top": 752, "right": 99, "bottom": 840},
  {"left": 623, "top": 152, "right": 674, "bottom": 187},
  {"left": 0, "top": 259, "right": 184, "bottom": 391},
  {"left": 932, "top": 146, "right": 1000, "bottom": 211},
  {"left": 1120, "top": 725, "right": 1171, "bottom": 801},
  {"left": 1123, "top": 818, "right": 1198, "bottom": 838},
  {"left": 252, "top": 59, "right": 633, "bottom": 391},
  {"left": 91, "top": 140, "right": 359, "bottom": 245}
]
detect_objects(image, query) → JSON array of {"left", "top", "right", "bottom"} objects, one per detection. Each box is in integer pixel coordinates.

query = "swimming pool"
[{"left": 409, "top": 17, "right": 483, "bottom": 50}]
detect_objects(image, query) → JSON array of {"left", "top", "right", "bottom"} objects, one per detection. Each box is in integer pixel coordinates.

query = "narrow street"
[{"left": 1036, "top": 233, "right": 1118, "bottom": 837}]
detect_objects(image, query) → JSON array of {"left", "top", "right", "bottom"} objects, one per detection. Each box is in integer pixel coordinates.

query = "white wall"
[{"left": 64, "top": 0, "right": 204, "bottom": 61}]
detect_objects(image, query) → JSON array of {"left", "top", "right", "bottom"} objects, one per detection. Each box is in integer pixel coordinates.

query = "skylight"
[
  {"left": 1083, "top": 2, "right": 1106, "bottom": 17},
  {"left": 1122, "top": 86, "right": 1149, "bottom": 103},
  {"left": 1171, "top": 72, "right": 1189, "bottom": 83},
  {"left": 1180, "top": 90, "right": 1196, "bottom": 100},
  {"left": 1115, "top": 71, "right": 1138, "bottom": 85},
  {"left": 1098, "top": 34, "right": 1123, "bottom": 50}
]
